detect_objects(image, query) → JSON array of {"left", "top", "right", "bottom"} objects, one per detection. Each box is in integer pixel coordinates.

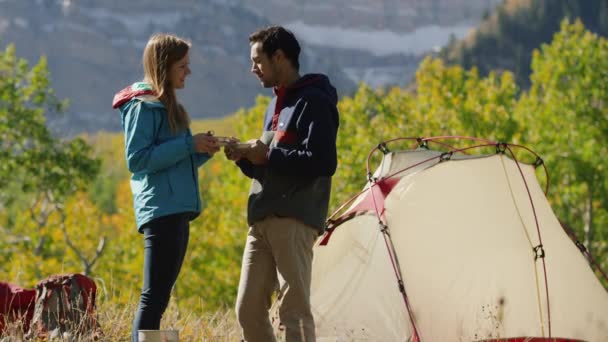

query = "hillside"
[
  {"left": 440, "top": 0, "right": 608, "bottom": 87},
  {"left": 0, "top": 0, "right": 500, "bottom": 135}
]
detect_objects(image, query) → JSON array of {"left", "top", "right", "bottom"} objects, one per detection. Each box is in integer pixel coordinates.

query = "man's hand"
[
  {"left": 224, "top": 137, "right": 245, "bottom": 161},
  {"left": 192, "top": 133, "right": 220, "bottom": 156},
  {"left": 246, "top": 139, "right": 269, "bottom": 165}
]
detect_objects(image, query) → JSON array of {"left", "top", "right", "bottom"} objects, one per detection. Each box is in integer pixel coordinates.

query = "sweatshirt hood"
[
  {"left": 112, "top": 82, "right": 157, "bottom": 109},
  {"left": 275, "top": 74, "right": 338, "bottom": 106}
]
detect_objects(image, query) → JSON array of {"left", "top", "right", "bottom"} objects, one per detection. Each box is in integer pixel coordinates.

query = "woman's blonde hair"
[{"left": 143, "top": 34, "right": 191, "bottom": 134}]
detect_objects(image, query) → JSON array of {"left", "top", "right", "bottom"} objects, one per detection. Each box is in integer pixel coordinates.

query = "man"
[{"left": 225, "top": 26, "right": 339, "bottom": 342}]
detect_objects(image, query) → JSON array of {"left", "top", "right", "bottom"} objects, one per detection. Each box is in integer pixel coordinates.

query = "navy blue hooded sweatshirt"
[{"left": 237, "top": 73, "right": 339, "bottom": 231}]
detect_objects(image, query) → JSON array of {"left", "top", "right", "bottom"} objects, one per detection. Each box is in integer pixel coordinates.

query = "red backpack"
[
  {"left": 0, "top": 282, "right": 36, "bottom": 334},
  {"left": 27, "top": 274, "right": 102, "bottom": 339}
]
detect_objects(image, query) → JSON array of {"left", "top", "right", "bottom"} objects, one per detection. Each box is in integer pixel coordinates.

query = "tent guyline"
[
  {"left": 322, "top": 135, "right": 607, "bottom": 340},
  {"left": 502, "top": 141, "right": 552, "bottom": 336},
  {"left": 560, "top": 222, "right": 608, "bottom": 286},
  {"left": 369, "top": 178, "right": 421, "bottom": 341}
]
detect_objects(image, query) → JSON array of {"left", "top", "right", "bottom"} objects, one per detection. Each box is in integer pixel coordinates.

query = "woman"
[{"left": 111, "top": 34, "right": 219, "bottom": 341}]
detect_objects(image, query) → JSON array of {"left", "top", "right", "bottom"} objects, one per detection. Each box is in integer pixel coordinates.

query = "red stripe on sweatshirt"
[
  {"left": 272, "top": 87, "right": 287, "bottom": 130},
  {"left": 274, "top": 130, "right": 297, "bottom": 144}
]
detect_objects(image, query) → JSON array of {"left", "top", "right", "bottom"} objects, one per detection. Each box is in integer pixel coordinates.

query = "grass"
[
  {"left": 1, "top": 300, "right": 241, "bottom": 341},
  {"left": 97, "top": 301, "right": 241, "bottom": 341}
]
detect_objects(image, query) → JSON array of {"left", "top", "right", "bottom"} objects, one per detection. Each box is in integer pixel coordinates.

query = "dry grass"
[{"left": 1, "top": 300, "right": 241, "bottom": 342}]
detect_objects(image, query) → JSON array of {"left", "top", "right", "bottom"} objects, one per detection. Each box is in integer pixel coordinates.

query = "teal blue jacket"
[{"left": 113, "top": 83, "right": 211, "bottom": 231}]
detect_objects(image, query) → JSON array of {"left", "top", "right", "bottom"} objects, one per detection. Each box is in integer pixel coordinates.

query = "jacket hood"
[
  {"left": 112, "top": 82, "right": 157, "bottom": 109},
  {"left": 277, "top": 74, "right": 338, "bottom": 106}
]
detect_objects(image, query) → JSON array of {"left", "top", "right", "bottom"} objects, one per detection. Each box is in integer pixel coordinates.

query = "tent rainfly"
[{"left": 309, "top": 137, "right": 608, "bottom": 342}]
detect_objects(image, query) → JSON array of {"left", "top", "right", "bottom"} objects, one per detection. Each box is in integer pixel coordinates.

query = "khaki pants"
[{"left": 235, "top": 215, "right": 318, "bottom": 342}]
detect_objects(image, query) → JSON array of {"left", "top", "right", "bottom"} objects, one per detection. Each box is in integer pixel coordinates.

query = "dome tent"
[{"left": 308, "top": 137, "right": 608, "bottom": 341}]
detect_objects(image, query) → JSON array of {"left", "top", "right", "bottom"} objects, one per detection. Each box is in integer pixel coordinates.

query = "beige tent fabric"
[
  {"left": 312, "top": 214, "right": 411, "bottom": 340},
  {"left": 310, "top": 151, "right": 608, "bottom": 341}
]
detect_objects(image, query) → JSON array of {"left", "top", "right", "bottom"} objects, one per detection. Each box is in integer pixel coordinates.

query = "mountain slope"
[
  {"left": 0, "top": 0, "right": 356, "bottom": 134},
  {"left": 440, "top": 0, "right": 608, "bottom": 86},
  {"left": 0, "top": 0, "right": 500, "bottom": 135}
]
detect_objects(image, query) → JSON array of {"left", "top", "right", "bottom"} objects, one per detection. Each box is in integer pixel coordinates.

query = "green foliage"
[
  {"left": 0, "top": 44, "right": 101, "bottom": 284},
  {"left": 0, "top": 44, "right": 100, "bottom": 204},
  {"left": 409, "top": 57, "right": 519, "bottom": 141},
  {"left": 516, "top": 19, "right": 608, "bottom": 260},
  {"left": 85, "top": 132, "right": 130, "bottom": 214},
  {"left": 331, "top": 84, "right": 392, "bottom": 206}
]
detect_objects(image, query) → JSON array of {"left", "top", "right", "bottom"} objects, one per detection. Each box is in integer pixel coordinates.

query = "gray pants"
[{"left": 235, "top": 215, "right": 318, "bottom": 342}]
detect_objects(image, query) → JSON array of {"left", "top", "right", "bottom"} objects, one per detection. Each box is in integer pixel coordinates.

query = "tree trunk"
[{"left": 583, "top": 185, "right": 594, "bottom": 257}]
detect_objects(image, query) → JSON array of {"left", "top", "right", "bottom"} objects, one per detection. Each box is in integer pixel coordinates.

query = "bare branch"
[
  {"left": 28, "top": 192, "right": 56, "bottom": 256},
  {"left": 88, "top": 237, "right": 106, "bottom": 273},
  {"left": 33, "top": 236, "right": 46, "bottom": 256},
  {"left": 59, "top": 208, "right": 86, "bottom": 266},
  {"left": 27, "top": 192, "right": 54, "bottom": 228},
  {"left": 58, "top": 207, "right": 106, "bottom": 276}
]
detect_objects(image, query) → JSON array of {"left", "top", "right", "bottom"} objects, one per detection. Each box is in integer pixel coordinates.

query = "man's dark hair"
[{"left": 249, "top": 26, "right": 300, "bottom": 70}]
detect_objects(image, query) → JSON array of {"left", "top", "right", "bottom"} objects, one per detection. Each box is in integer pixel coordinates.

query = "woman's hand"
[{"left": 193, "top": 133, "right": 220, "bottom": 155}]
